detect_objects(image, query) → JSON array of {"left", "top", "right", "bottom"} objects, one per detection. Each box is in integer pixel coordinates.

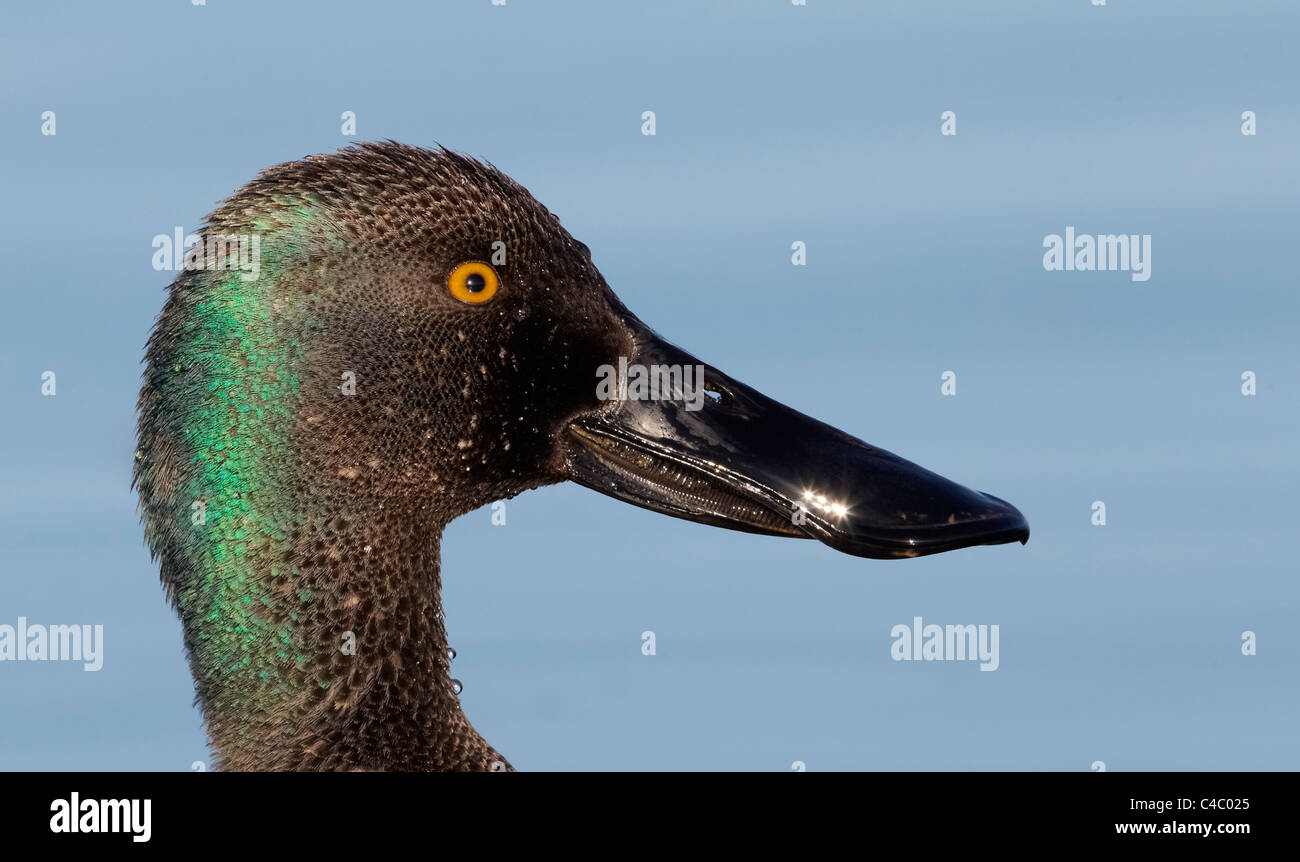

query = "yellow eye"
[{"left": 448, "top": 261, "right": 500, "bottom": 304}]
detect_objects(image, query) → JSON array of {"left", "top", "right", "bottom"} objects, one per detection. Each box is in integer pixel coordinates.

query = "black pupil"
[{"left": 465, "top": 272, "right": 486, "bottom": 292}]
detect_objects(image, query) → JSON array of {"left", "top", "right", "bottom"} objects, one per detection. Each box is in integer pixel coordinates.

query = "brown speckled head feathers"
[{"left": 135, "top": 142, "right": 630, "bottom": 771}]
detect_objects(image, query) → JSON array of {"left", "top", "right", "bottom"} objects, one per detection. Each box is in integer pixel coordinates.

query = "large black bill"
[{"left": 561, "top": 317, "right": 1029, "bottom": 560}]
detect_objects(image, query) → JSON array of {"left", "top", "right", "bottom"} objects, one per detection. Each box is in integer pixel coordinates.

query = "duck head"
[{"left": 135, "top": 142, "right": 1027, "bottom": 771}]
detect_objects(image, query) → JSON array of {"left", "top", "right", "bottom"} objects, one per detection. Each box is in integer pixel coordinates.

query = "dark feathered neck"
[
  {"left": 205, "top": 522, "right": 508, "bottom": 771},
  {"left": 134, "top": 265, "right": 509, "bottom": 770}
]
